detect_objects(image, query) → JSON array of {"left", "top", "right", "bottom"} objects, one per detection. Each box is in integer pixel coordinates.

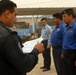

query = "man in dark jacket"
[{"left": 0, "top": 1, "right": 44, "bottom": 75}]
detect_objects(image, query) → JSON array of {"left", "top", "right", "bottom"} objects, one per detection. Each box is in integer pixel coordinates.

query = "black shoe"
[
  {"left": 40, "top": 66, "right": 46, "bottom": 69},
  {"left": 42, "top": 68, "right": 50, "bottom": 72}
]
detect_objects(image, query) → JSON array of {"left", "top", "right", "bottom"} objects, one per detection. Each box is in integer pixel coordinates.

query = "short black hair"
[
  {"left": 62, "top": 8, "right": 74, "bottom": 17},
  {"left": 53, "top": 13, "right": 62, "bottom": 20},
  {"left": 41, "top": 17, "right": 47, "bottom": 21},
  {"left": 0, "top": 0, "right": 17, "bottom": 15}
]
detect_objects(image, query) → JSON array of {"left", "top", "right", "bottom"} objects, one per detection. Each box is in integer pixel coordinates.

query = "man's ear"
[
  {"left": 4, "top": 10, "right": 10, "bottom": 19},
  {"left": 69, "top": 15, "right": 73, "bottom": 18}
]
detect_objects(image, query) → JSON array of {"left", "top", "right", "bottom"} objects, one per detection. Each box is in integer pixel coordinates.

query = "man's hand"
[
  {"left": 34, "top": 43, "right": 44, "bottom": 53},
  {"left": 47, "top": 45, "right": 51, "bottom": 49},
  {"left": 61, "top": 54, "right": 64, "bottom": 59}
]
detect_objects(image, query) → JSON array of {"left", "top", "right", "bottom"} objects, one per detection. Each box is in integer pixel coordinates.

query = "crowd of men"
[
  {"left": 0, "top": 0, "right": 76, "bottom": 75},
  {"left": 51, "top": 9, "right": 76, "bottom": 75}
]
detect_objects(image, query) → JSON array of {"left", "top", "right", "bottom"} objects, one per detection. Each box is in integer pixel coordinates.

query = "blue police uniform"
[
  {"left": 51, "top": 21, "right": 66, "bottom": 75},
  {"left": 51, "top": 22, "right": 66, "bottom": 46},
  {"left": 41, "top": 24, "right": 52, "bottom": 70},
  {"left": 63, "top": 21, "right": 76, "bottom": 50},
  {"left": 62, "top": 21, "right": 76, "bottom": 75}
]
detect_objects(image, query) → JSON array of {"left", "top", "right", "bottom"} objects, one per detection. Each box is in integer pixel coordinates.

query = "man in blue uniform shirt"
[
  {"left": 62, "top": 8, "right": 76, "bottom": 75},
  {"left": 51, "top": 13, "right": 66, "bottom": 75},
  {"left": 40, "top": 17, "right": 52, "bottom": 71}
]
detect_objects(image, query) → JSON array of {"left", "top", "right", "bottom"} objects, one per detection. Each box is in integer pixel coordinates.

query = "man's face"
[
  {"left": 53, "top": 17, "right": 59, "bottom": 25},
  {"left": 62, "top": 13, "right": 70, "bottom": 24},
  {"left": 6, "top": 7, "right": 17, "bottom": 27},
  {"left": 41, "top": 20, "right": 47, "bottom": 26}
]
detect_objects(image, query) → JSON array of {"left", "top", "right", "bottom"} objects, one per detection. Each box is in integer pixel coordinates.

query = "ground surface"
[{"left": 27, "top": 50, "right": 57, "bottom": 75}]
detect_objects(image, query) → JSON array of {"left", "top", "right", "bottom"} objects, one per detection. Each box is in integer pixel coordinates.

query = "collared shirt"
[
  {"left": 41, "top": 24, "right": 52, "bottom": 46},
  {"left": 62, "top": 21, "right": 76, "bottom": 53},
  {"left": 51, "top": 22, "right": 66, "bottom": 46}
]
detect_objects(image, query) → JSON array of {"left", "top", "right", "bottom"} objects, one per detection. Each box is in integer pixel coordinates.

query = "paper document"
[{"left": 22, "top": 37, "right": 43, "bottom": 53}]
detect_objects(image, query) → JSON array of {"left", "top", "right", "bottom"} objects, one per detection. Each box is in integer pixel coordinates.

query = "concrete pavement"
[{"left": 27, "top": 51, "right": 57, "bottom": 75}]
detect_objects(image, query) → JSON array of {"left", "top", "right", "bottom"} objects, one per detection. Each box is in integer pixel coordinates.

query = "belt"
[
  {"left": 64, "top": 49, "right": 76, "bottom": 53},
  {"left": 42, "top": 39, "right": 48, "bottom": 42},
  {"left": 65, "top": 49, "right": 76, "bottom": 51},
  {"left": 52, "top": 46, "right": 62, "bottom": 49}
]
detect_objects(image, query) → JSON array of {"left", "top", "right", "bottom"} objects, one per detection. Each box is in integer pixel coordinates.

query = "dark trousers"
[
  {"left": 64, "top": 50, "right": 76, "bottom": 75},
  {"left": 52, "top": 47, "right": 66, "bottom": 75},
  {"left": 41, "top": 40, "right": 51, "bottom": 69}
]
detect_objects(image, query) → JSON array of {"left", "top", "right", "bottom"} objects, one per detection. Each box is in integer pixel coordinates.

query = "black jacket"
[{"left": 0, "top": 21, "right": 39, "bottom": 75}]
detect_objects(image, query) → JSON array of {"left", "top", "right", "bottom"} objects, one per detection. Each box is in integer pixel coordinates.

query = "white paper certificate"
[{"left": 22, "top": 37, "right": 43, "bottom": 53}]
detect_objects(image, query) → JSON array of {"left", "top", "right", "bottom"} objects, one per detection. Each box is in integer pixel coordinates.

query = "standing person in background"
[
  {"left": 51, "top": 13, "right": 66, "bottom": 75},
  {"left": 0, "top": 1, "right": 44, "bottom": 75},
  {"left": 61, "top": 8, "right": 76, "bottom": 75},
  {"left": 40, "top": 17, "right": 52, "bottom": 71}
]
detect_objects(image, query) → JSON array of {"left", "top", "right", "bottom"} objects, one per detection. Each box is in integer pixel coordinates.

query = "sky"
[{"left": 11, "top": 0, "right": 76, "bottom": 8}]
